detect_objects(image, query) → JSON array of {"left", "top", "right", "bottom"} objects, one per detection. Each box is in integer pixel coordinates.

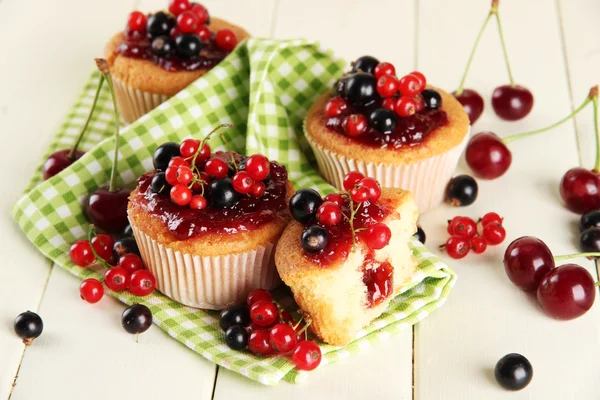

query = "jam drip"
[
  {"left": 362, "top": 255, "right": 394, "bottom": 308},
  {"left": 134, "top": 154, "right": 288, "bottom": 239}
]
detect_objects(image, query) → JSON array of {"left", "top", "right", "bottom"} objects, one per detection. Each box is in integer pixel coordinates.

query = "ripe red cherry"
[
  {"left": 215, "top": 29, "right": 238, "bottom": 51},
  {"left": 374, "top": 62, "right": 395, "bottom": 79},
  {"left": 80, "top": 279, "right": 104, "bottom": 303},
  {"left": 342, "top": 114, "right": 368, "bottom": 136},
  {"left": 398, "top": 74, "right": 422, "bottom": 96},
  {"left": 118, "top": 254, "right": 144, "bottom": 274},
  {"left": 343, "top": 171, "right": 364, "bottom": 191},
  {"left": 376, "top": 75, "right": 398, "bottom": 98},
  {"left": 104, "top": 267, "right": 130, "bottom": 292},
  {"left": 247, "top": 288, "right": 272, "bottom": 306},
  {"left": 232, "top": 171, "right": 255, "bottom": 194},
  {"left": 85, "top": 186, "right": 131, "bottom": 233},
  {"left": 176, "top": 10, "right": 200, "bottom": 33},
  {"left": 129, "top": 270, "right": 156, "bottom": 297},
  {"left": 465, "top": 132, "right": 512, "bottom": 179},
  {"left": 168, "top": 0, "right": 190, "bottom": 16},
  {"left": 453, "top": 89, "right": 484, "bottom": 124},
  {"left": 250, "top": 181, "right": 266, "bottom": 197},
  {"left": 91, "top": 233, "right": 115, "bottom": 263},
  {"left": 70, "top": 240, "right": 95, "bottom": 267},
  {"left": 249, "top": 300, "right": 278, "bottom": 327},
  {"left": 270, "top": 323, "right": 298, "bottom": 353},
  {"left": 358, "top": 177, "right": 381, "bottom": 202},
  {"left": 245, "top": 154, "right": 270, "bottom": 180},
  {"left": 292, "top": 340, "right": 322, "bottom": 371},
  {"left": 491, "top": 85, "right": 534, "bottom": 121},
  {"left": 444, "top": 236, "right": 470, "bottom": 259},
  {"left": 42, "top": 149, "right": 85, "bottom": 180},
  {"left": 205, "top": 158, "right": 229, "bottom": 179},
  {"left": 127, "top": 11, "right": 147, "bottom": 31},
  {"left": 395, "top": 97, "right": 417, "bottom": 117},
  {"left": 190, "top": 3, "right": 209, "bottom": 25},
  {"left": 316, "top": 201, "right": 342, "bottom": 225},
  {"left": 471, "top": 236, "right": 487, "bottom": 254},
  {"left": 364, "top": 223, "right": 392, "bottom": 250},
  {"left": 483, "top": 222, "right": 506, "bottom": 245},
  {"left": 248, "top": 329, "right": 274, "bottom": 356},
  {"left": 180, "top": 139, "right": 200, "bottom": 158},
  {"left": 350, "top": 185, "right": 370, "bottom": 203},
  {"left": 503, "top": 236, "right": 555, "bottom": 291},
  {"left": 190, "top": 194, "right": 208, "bottom": 210},
  {"left": 537, "top": 263, "right": 596, "bottom": 320},
  {"left": 170, "top": 184, "right": 192, "bottom": 206},
  {"left": 324, "top": 96, "right": 348, "bottom": 118},
  {"left": 559, "top": 167, "right": 600, "bottom": 214},
  {"left": 324, "top": 193, "right": 344, "bottom": 207}
]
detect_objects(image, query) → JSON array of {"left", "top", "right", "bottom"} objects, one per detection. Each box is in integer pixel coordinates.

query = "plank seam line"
[
  {"left": 413, "top": 0, "right": 419, "bottom": 70},
  {"left": 269, "top": 0, "right": 281, "bottom": 38},
  {"left": 210, "top": 365, "right": 219, "bottom": 400}
]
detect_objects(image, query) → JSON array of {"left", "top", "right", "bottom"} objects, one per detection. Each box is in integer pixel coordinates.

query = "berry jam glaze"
[
  {"left": 326, "top": 98, "right": 448, "bottom": 149},
  {"left": 362, "top": 254, "right": 394, "bottom": 307},
  {"left": 134, "top": 153, "right": 288, "bottom": 239},
  {"left": 118, "top": 30, "right": 229, "bottom": 72}
]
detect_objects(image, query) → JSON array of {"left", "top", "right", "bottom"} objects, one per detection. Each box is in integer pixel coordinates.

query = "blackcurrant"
[
  {"left": 151, "top": 36, "right": 174, "bottom": 58},
  {"left": 289, "top": 189, "right": 323, "bottom": 223},
  {"left": 209, "top": 178, "right": 240, "bottom": 209},
  {"left": 414, "top": 226, "right": 426, "bottom": 244},
  {"left": 113, "top": 236, "right": 140, "bottom": 264},
  {"left": 122, "top": 304, "right": 153, "bottom": 334},
  {"left": 579, "top": 227, "right": 600, "bottom": 253},
  {"left": 422, "top": 89, "right": 442, "bottom": 110},
  {"left": 369, "top": 108, "right": 397, "bottom": 134},
  {"left": 153, "top": 142, "right": 181, "bottom": 171},
  {"left": 14, "top": 311, "right": 43, "bottom": 345},
  {"left": 445, "top": 175, "right": 478, "bottom": 207},
  {"left": 494, "top": 353, "right": 533, "bottom": 391},
  {"left": 334, "top": 78, "right": 345, "bottom": 97},
  {"left": 123, "top": 224, "right": 133, "bottom": 237},
  {"left": 219, "top": 304, "right": 250, "bottom": 332},
  {"left": 227, "top": 163, "right": 237, "bottom": 178},
  {"left": 151, "top": 172, "right": 171, "bottom": 194},
  {"left": 301, "top": 225, "right": 329, "bottom": 253},
  {"left": 351, "top": 55, "right": 380, "bottom": 74},
  {"left": 579, "top": 210, "right": 600, "bottom": 232},
  {"left": 342, "top": 72, "right": 379, "bottom": 107},
  {"left": 224, "top": 325, "right": 248, "bottom": 350},
  {"left": 147, "top": 12, "right": 173, "bottom": 38},
  {"left": 175, "top": 34, "right": 203, "bottom": 59}
]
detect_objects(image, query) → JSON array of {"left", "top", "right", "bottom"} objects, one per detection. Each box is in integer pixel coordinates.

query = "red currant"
[
  {"left": 374, "top": 62, "right": 396, "bottom": 80},
  {"left": 350, "top": 185, "right": 370, "bottom": 203},
  {"left": 165, "top": 166, "right": 179, "bottom": 185},
  {"left": 376, "top": 75, "right": 398, "bottom": 98},
  {"left": 170, "top": 184, "right": 192, "bottom": 206},
  {"left": 292, "top": 340, "right": 322, "bottom": 371},
  {"left": 205, "top": 158, "right": 229, "bottom": 179},
  {"left": 180, "top": 139, "right": 200, "bottom": 159},
  {"left": 398, "top": 74, "right": 422, "bottom": 96},
  {"left": 215, "top": 29, "right": 238, "bottom": 51},
  {"left": 176, "top": 10, "right": 200, "bottom": 33},
  {"left": 195, "top": 25, "right": 211, "bottom": 41},
  {"left": 232, "top": 171, "right": 255, "bottom": 194},
  {"left": 453, "top": 217, "right": 477, "bottom": 239},
  {"left": 250, "top": 181, "right": 266, "bottom": 197},
  {"left": 91, "top": 233, "right": 114, "bottom": 263},
  {"left": 70, "top": 240, "right": 95, "bottom": 267},
  {"left": 127, "top": 11, "right": 147, "bottom": 32},
  {"left": 364, "top": 223, "right": 392, "bottom": 250},
  {"left": 245, "top": 154, "right": 270, "bottom": 180},
  {"left": 196, "top": 143, "right": 211, "bottom": 164},
  {"left": 483, "top": 222, "right": 506, "bottom": 245},
  {"left": 176, "top": 166, "right": 193, "bottom": 185},
  {"left": 80, "top": 278, "right": 104, "bottom": 304},
  {"left": 343, "top": 171, "right": 365, "bottom": 191},
  {"left": 447, "top": 217, "right": 462, "bottom": 235},
  {"left": 342, "top": 114, "right": 368, "bottom": 136},
  {"left": 316, "top": 201, "right": 342, "bottom": 225},
  {"left": 324, "top": 193, "right": 344, "bottom": 207},
  {"left": 381, "top": 97, "right": 396, "bottom": 112},
  {"left": 270, "top": 323, "right": 298, "bottom": 353},
  {"left": 170, "top": 26, "right": 182, "bottom": 37},
  {"left": 324, "top": 96, "right": 348, "bottom": 118},
  {"left": 471, "top": 236, "right": 487, "bottom": 254},
  {"left": 104, "top": 267, "right": 130, "bottom": 292},
  {"left": 409, "top": 71, "right": 427, "bottom": 89},
  {"left": 395, "top": 97, "right": 417, "bottom": 117},
  {"left": 118, "top": 254, "right": 143, "bottom": 274},
  {"left": 168, "top": 0, "right": 190, "bottom": 16},
  {"left": 169, "top": 156, "right": 188, "bottom": 168},
  {"left": 248, "top": 329, "right": 274, "bottom": 356},
  {"left": 444, "top": 236, "right": 470, "bottom": 259},
  {"left": 129, "top": 270, "right": 156, "bottom": 297},
  {"left": 481, "top": 212, "right": 503, "bottom": 226},
  {"left": 249, "top": 300, "right": 278, "bottom": 327},
  {"left": 190, "top": 195, "right": 207, "bottom": 210},
  {"left": 247, "top": 288, "right": 272, "bottom": 306},
  {"left": 358, "top": 177, "right": 381, "bottom": 202},
  {"left": 190, "top": 3, "right": 209, "bottom": 24},
  {"left": 280, "top": 310, "right": 294, "bottom": 325},
  {"left": 413, "top": 95, "right": 425, "bottom": 112}
]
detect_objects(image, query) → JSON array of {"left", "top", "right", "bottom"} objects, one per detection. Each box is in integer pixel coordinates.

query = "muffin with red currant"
[
  {"left": 105, "top": 0, "right": 250, "bottom": 123},
  {"left": 305, "top": 56, "right": 470, "bottom": 212},
  {"left": 127, "top": 127, "right": 293, "bottom": 309},
  {"left": 274, "top": 172, "right": 418, "bottom": 346}
]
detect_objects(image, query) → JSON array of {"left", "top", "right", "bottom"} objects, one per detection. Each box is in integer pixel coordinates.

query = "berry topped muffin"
[
  {"left": 305, "top": 55, "right": 470, "bottom": 212},
  {"left": 105, "top": 0, "right": 250, "bottom": 123},
  {"left": 128, "top": 126, "right": 292, "bottom": 309},
  {"left": 274, "top": 172, "right": 418, "bottom": 346}
]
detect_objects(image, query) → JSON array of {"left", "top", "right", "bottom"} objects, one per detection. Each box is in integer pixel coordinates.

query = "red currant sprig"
[{"left": 441, "top": 213, "right": 506, "bottom": 259}]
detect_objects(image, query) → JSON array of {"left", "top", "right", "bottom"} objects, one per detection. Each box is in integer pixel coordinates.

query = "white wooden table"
[{"left": 1, "top": 0, "right": 599, "bottom": 398}]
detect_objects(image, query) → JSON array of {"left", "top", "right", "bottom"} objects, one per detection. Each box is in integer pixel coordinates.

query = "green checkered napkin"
[{"left": 12, "top": 38, "right": 456, "bottom": 385}]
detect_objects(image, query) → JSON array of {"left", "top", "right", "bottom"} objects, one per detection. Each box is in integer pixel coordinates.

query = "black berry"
[
  {"left": 494, "top": 353, "right": 533, "bottom": 391},
  {"left": 579, "top": 210, "right": 600, "bottom": 233},
  {"left": 422, "top": 89, "right": 442, "bottom": 110},
  {"left": 219, "top": 304, "right": 250, "bottom": 332},
  {"left": 351, "top": 55, "right": 380, "bottom": 74},
  {"left": 289, "top": 189, "right": 323, "bottom": 223},
  {"left": 151, "top": 36, "right": 174, "bottom": 58},
  {"left": 113, "top": 236, "right": 140, "bottom": 263},
  {"left": 224, "top": 325, "right": 248, "bottom": 350},
  {"left": 445, "top": 175, "right": 478, "bottom": 207},
  {"left": 175, "top": 34, "right": 203, "bottom": 59},
  {"left": 151, "top": 172, "right": 171, "bottom": 194},
  {"left": 414, "top": 226, "right": 426, "bottom": 244},
  {"left": 209, "top": 178, "right": 240, "bottom": 209},
  {"left": 122, "top": 304, "right": 153, "bottom": 334},
  {"left": 342, "top": 72, "right": 379, "bottom": 107},
  {"left": 14, "top": 311, "right": 43, "bottom": 345},
  {"left": 147, "top": 12, "right": 173, "bottom": 38},
  {"left": 301, "top": 225, "right": 329, "bottom": 253},
  {"left": 153, "top": 142, "right": 181, "bottom": 171},
  {"left": 579, "top": 227, "right": 600, "bottom": 253},
  {"left": 369, "top": 108, "right": 397, "bottom": 134}
]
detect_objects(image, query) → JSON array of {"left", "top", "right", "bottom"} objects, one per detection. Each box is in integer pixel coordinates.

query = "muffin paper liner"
[
  {"left": 12, "top": 38, "right": 456, "bottom": 386},
  {"left": 305, "top": 123, "right": 470, "bottom": 213},
  {"left": 112, "top": 75, "right": 170, "bottom": 124},
  {"left": 130, "top": 224, "right": 280, "bottom": 310}
]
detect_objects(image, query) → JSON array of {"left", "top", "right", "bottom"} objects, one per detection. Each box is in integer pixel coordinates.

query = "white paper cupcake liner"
[
  {"left": 306, "top": 126, "right": 470, "bottom": 213},
  {"left": 112, "top": 76, "right": 170, "bottom": 124},
  {"left": 129, "top": 225, "right": 281, "bottom": 310}
]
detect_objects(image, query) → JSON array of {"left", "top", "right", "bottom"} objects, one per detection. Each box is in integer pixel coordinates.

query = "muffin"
[
  {"left": 128, "top": 137, "right": 292, "bottom": 310},
  {"left": 275, "top": 172, "right": 418, "bottom": 346},
  {"left": 104, "top": 1, "right": 250, "bottom": 123},
  {"left": 304, "top": 55, "right": 470, "bottom": 213}
]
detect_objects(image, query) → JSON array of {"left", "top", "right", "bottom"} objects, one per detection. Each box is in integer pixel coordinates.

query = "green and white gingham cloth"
[{"left": 12, "top": 38, "right": 456, "bottom": 385}]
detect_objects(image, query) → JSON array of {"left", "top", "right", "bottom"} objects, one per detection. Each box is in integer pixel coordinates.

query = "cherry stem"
[
  {"left": 592, "top": 95, "right": 599, "bottom": 172},
  {"left": 553, "top": 252, "right": 600, "bottom": 262},
  {"left": 456, "top": 12, "right": 493, "bottom": 95},
  {"left": 95, "top": 59, "right": 121, "bottom": 193},
  {"left": 69, "top": 75, "right": 105, "bottom": 159},
  {"left": 493, "top": 10, "right": 515, "bottom": 87}
]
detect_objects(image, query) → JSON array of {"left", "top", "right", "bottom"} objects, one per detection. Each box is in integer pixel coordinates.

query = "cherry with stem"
[
  {"left": 85, "top": 59, "right": 131, "bottom": 233},
  {"left": 42, "top": 75, "right": 106, "bottom": 180}
]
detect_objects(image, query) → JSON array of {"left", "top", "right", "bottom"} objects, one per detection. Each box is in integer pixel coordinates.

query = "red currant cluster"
[
  {"left": 442, "top": 212, "right": 506, "bottom": 259},
  {"left": 219, "top": 289, "right": 322, "bottom": 371},
  {"left": 69, "top": 228, "right": 156, "bottom": 303}
]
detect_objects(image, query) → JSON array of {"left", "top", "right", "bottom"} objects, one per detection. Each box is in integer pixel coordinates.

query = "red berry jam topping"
[
  {"left": 325, "top": 56, "right": 448, "bottom": 148},
  {"left": 117, "top": 2, "right": 239, "bottom": 72}
]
